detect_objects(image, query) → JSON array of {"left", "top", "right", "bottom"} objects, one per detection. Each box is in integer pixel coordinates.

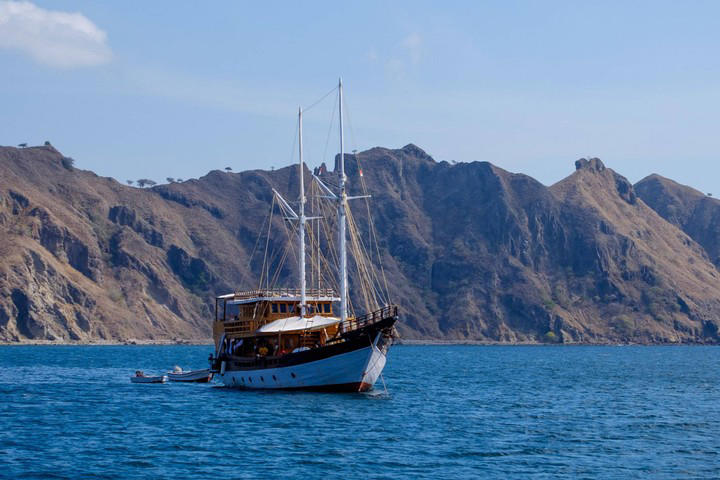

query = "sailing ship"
[{"left": 208, "top": 80, "right": 398, "bottom": 392}]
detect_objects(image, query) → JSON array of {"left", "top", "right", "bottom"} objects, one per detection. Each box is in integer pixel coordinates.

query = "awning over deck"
[
  {"left": 256, "top": 315, "right": 341, "bottom": 334},
  {"left": 227, "top": 296, "right": 338, "bottom": 305},
  {"left": 217, "top": 289, "right": 340, "bottom": 304}
]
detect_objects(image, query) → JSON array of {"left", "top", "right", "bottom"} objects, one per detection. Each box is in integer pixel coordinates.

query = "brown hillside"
[
  {"left": 636, "top": 174, "right": 720, "bottom": 267},
  {"left": 2, "top": 145, "right": 720, "bottom": 343}
]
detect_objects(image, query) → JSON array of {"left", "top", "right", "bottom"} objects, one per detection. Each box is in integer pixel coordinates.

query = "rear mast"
[
  {"left": 298, "top": 107, "right": 307, "bottom": 317},
  {"left": 338, "top": 78, "right": 348, "bottom": 326}
]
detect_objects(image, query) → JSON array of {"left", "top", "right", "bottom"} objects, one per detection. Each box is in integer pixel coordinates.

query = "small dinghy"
[
  {"left": 130, "top": 370, "right": 168, "bottom": 384},
  {"left": 167, "top": 366, "right": 213, "bottom": 383}
]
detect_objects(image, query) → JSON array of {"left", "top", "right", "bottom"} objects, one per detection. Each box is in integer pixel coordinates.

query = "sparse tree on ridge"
[
  {"left": 166, "top": 177, "right": 175, "bottom": 183},
  {"left": 225, "top": 167, "right": 232, "bottom": 172},
  {"left": 127, "top": 180, "right": 134, "bottom": 186},
  {"left": 176, "top": 178, "right": 183, "bottom": 182},
  {"left": 18, "top": 143, "right": 27, "bottom": 148},
  {"left": 137, "top": 179, "right": 157, "bottom": 188},
  {"left": 61, "top": 157, "right": 75, "bottom": 170}
]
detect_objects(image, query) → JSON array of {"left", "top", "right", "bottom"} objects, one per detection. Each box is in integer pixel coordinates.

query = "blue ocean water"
[{"left": 1, "top": 345, "right": 719, "bottom": 479}]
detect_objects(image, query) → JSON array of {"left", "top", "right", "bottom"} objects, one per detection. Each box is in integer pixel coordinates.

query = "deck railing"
[
  {"left": 340, "top": 305, "right": 398, "bottom": 332},
  {"left": 230, "top": 288, "right": 338, "bottom": 300}
]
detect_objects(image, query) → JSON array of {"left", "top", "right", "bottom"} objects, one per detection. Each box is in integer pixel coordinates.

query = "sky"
[{"left": 2, "top": 1, "right": 720, "bottom": 193}]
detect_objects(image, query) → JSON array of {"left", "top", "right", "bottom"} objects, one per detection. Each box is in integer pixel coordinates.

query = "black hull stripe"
[{"left": 223, "top": 316, "right": 396, "bottom": 372}]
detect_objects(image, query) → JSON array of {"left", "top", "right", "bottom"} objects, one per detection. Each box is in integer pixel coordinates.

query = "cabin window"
[
  {"left": 216, "top": 299, "right": 226, "bottom": 321},
  {"left": 280, "top": 303, "right": 287, "bottom": 313},
  {"left": 226, "top": 303, "right": 240, "bottom": 320},
  {"left": 272, "top": 303, "right": 278, "bottom": 313},
  {"left": 323, "top": 303, "right": 331, "bottom": 313}
]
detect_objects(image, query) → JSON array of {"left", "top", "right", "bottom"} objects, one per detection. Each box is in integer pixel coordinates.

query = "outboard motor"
[{"left": 208, "top": 353, "right": 222, "bottom": 373}]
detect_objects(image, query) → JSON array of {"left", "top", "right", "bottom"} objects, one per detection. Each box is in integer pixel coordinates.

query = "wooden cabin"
[{"left": 213, "top": 288, "right": 341, "bottom": 359}]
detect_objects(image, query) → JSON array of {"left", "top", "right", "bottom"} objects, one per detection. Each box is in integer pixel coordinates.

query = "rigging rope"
[
  {"left": 357, "top": 151, "right": 392, "bottom": 304},
  {"left": 251, "top": 83, "right": 393, "bottom": 322},
  {"left": 343, "top": 93, "right": 392, "bottom": 305},
  {"left": 258, "top": 196, "right": 276, "bottom": 290},
  {"left": 303, "top": 85, "right": 338, "bottom": 113},
  {"left": 247, "top": 199, "right": 273, "bottom": 287},
  {"left": 321, "top": 90, "right": 339, "bottom": 170}
]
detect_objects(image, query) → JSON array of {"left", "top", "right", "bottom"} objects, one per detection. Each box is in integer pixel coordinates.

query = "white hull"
[{"left": 219, "top": 344, "right": 387, "bottom": 392}]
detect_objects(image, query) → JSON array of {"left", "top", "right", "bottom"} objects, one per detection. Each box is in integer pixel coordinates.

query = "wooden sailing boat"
[{"left": 208, "top": 80, "right": 398, "bottom": 392}]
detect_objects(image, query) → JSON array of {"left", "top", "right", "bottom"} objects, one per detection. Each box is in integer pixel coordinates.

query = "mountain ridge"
[{"left": 2, "top": 144, "right": 720, "bottom": 344}]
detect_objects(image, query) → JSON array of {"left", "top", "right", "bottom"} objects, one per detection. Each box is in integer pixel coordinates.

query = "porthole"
[
  {"left": 241, "top": 377, "right": 245, "bottom": 383},
  {"left": 272, "top": 375, "right": 277, "bottom": 381},
  {"left": 260, "top": 376, "right": 264, "bottom": 382},
  {"left": 291, "top": 372, "right": 296, "bottom": 378},
  {"left": 248, "top": 377, "right": 252, "bottom": 383}
]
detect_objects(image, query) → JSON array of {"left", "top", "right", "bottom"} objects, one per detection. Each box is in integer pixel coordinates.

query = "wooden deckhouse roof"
[{"left": 217, "top": 288, "right": 340, "bottom": 304}]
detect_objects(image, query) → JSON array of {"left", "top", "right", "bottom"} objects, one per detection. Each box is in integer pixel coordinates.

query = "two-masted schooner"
[{"left": 208, "top": 80, "right": 398, "bottom": 392}]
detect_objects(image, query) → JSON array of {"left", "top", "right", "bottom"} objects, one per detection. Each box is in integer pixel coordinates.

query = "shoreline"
[
  {"left": 0, "top": 338, "right": 213, "bottom": 346},
  {"left": 397, "top": 340, "right": 718, "bottom": 346},
  {"left": 1, "top": 338, "right": 717, "bottom": 347}
]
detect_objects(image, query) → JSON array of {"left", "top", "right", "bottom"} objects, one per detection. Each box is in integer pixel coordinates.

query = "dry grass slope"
[{"left": 2, "top": 145, "right": 720, "bottom": 344}]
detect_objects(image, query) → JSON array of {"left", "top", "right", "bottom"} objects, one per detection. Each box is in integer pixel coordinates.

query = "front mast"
[
  {"left": 338, "top": 78, "right": 348, "bottom": 325},
  {"left": 298, "top": 107, "right": 307, "bottom": 317}
]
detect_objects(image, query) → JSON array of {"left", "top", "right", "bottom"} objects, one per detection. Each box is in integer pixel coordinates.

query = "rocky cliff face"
[
  {"left": 635, "top": 174, "right": 720, "bottom": 268},
  {"left": 2, "top": 144, "right": 720, "bottom": 343}
]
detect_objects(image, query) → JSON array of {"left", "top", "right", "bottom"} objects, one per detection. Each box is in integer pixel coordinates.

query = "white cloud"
[
  {"left": 383, "top": 33, "right": 423, "bottom": 80},
  {"left": 0, "top": 1, "right": 111, "bottom": 67},
  {"left": 401, "top": 33, "right": 422, "bottom": 64}
]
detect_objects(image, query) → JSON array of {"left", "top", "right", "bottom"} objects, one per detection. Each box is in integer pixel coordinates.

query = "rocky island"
[{"left": 2, "top": 144, "right": 720, "bottom": 344}]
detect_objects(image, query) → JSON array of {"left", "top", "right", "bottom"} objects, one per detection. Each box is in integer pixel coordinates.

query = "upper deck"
[
  {"left": 217, "top": 288, "right": 340, "bottom": 305},
  {"left": 214, "top": 288, "right": 341, "bottom": 339}
]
